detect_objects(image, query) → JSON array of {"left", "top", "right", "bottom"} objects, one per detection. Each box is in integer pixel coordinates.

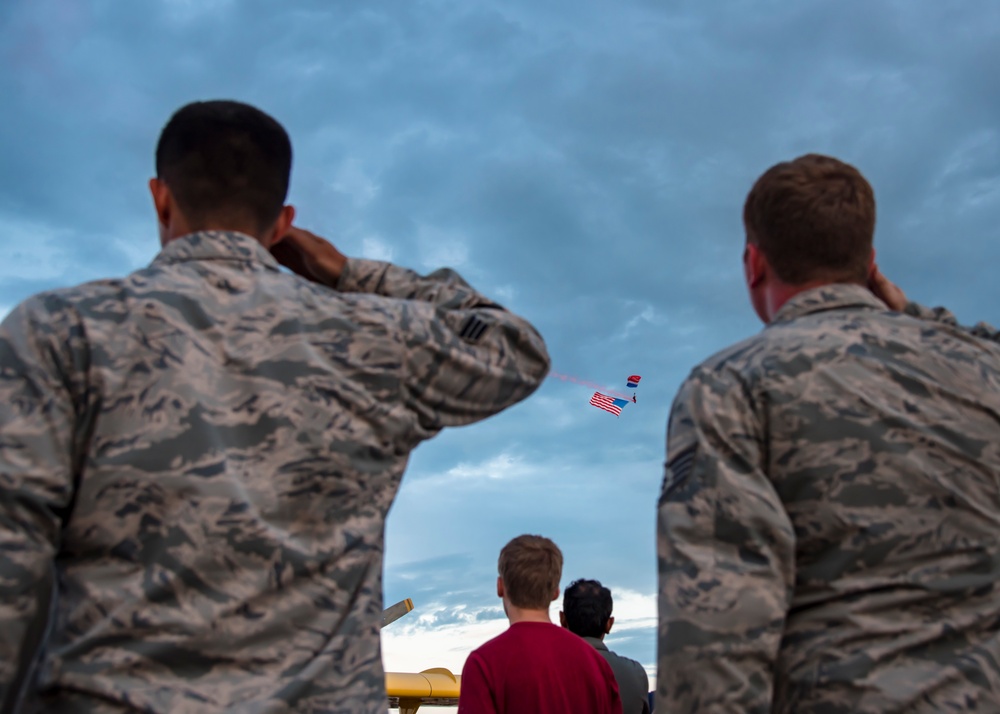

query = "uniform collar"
[
  {"left": 771, "top": 283, "right": 887, "bottom": 325},
  {"left": 151, "top": 230, "right": 282, "bottom": 272},
  {"left": 583, "top": 636, "right": 609, "bottom": 651}
]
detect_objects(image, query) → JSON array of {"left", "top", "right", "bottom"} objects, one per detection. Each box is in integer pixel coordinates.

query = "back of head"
[
  {"left": 498, "top": 535, "right": 563, "bottom": 610},
  {"left": 155, "top": 100, "right": 292, "bottom": 234},
  {"left": 562, "top": 579, "right": 612, "bottom": 638},
  {"left": 743, "top": 153, "right": 876, "bottom": 285}
]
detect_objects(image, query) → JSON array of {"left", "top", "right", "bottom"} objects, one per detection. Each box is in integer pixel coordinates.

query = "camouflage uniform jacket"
[
  {"left": 0, "top": 231, "right": 550, "bottom": 713},
  {"left": 657, "top": 283, "right": 1000, "bottom": 713}
]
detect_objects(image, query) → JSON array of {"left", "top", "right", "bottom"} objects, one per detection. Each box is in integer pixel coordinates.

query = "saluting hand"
[
  {"left": 271, "top": 226, "right": 348, "bottom": 288},
  {"left": 868, "top": 265, "right": 908, "bottom": 311}
]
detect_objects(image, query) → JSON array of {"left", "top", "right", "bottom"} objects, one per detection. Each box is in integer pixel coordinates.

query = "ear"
[
  {"left": 866, "top": 248, "right": 877, "bottom": 282},
  {"left": 551, "top": 588, "right": 560, "bottom": 603},
  {"left": 605, "top": 616, "right": 614, "bottom": 635},
  {"left": 559, "top": 611, "right": 567, "bottom": 628},
  {"left": 496, "top": 576, "right": 504, "bottom": 599},
  {"left": 744, "top": 243, "right": 767, "bottom": 289},
  {"left": 149, "top": 177, "right": 171, "bottom": 227},
  {"left": 264, "top": 205, "right": 296, "bottom": 249}
]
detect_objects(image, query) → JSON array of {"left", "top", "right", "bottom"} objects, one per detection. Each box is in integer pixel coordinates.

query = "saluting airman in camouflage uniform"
[
  {"left": 0, "top": 101, "right": 550, "bottom": 713},
  {"left": 657, "top": 154, "right": 1000, "bottom": 713}
]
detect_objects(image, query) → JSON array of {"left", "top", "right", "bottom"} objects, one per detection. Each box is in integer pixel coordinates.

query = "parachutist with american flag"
[{"left": 589, "top": 375, "right": 641, "bottom": 416}]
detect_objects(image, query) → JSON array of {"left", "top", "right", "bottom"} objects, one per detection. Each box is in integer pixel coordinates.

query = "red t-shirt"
[{"left": 458, "top": 622, "right": 623, "bottom": 714}]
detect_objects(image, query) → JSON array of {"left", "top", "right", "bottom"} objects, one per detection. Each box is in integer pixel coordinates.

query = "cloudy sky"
[{"left": 3, "top": 0, "right": 1000, "bottom": 705}]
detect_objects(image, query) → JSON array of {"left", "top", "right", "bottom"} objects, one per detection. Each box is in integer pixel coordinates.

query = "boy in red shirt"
[{"left": 458, "top": 535, "right": 622, "bottom": 714}]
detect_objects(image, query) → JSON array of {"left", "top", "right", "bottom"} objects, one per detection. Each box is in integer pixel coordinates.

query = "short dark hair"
[
  {"left": 562, "top": 579, "right": 612, "bottom": 638},
  {"left": 155, "top": 100, "right": 292, "bottom": 232},
  {"left": 743, "top": 153, "right": 876, "bottom": 285},
  {"left": 498, "top": 535, "right": 563, "bottom": 610}
]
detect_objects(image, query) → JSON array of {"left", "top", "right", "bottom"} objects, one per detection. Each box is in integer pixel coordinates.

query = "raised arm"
[
  {"left": 349, "top": 259, "right": 549, "bottom": 432},
  {"left": 273, "top": 227, "right": 550, "bottom": 436},
  {"left": 0, "top": 296, "right": 87, "bottom": 710},
  {"left": 656, "top": 366, "right": 795, "bottom": 713},
  {"left": 870, "top": 265, "right": 999, "bottom": 343}
]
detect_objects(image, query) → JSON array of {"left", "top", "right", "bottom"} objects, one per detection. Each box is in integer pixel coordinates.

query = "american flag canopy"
[{"left": 589, "top": 392, "right": 629, "bottom": 416}]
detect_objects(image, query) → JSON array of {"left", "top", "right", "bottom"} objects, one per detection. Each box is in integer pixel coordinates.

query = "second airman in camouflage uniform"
[
  {"left": 0, "top": 101, "right": 550, "bottom": 713},
  {"left": 657, "top": 154, "right": 1000, "bottom": 713}
]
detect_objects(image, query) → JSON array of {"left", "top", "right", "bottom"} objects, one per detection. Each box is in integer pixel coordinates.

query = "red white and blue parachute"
[{"left": 626, "top": 374, "right": 640, "bottom": 403}]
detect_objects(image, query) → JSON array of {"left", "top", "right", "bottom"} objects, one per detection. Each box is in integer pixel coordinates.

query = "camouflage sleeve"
[
  {"left": 339, "top": 258, "right": 551, "bottom": 436},
  {"left": 903, "top": 302, "right": 1000, "bottom": 343},
  {"left": 656, "top": 365, "right": 796, "bottom": 714},
  {"left": 0, "top": 296, "right": 88, "bottom": 710},
  {"left": 337, "top": 258, "right": 507, "bottom": 311}
]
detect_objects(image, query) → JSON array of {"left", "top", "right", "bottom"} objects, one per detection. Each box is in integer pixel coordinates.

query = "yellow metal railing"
[{"left": 386, "top": 668, "right": 461, "bottom": 713}]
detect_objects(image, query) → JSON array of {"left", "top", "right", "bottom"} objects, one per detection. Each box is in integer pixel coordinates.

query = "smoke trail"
[{"left": 548, "top": 371, "right": 631, "bottom": 399}]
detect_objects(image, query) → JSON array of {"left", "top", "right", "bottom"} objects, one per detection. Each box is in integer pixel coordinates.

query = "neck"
[
  {"left": 506, "top": 603, "right": 552, "bottom": 625},
  {"left": 762, "top": 278, "right": 858, "bottom": 323},
  {"left": 161, "top": 220, "right": 267, "bottom": 249}
]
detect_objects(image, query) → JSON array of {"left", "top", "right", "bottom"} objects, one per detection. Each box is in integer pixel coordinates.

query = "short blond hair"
[{"left": 498, "top": 535, "right": 563, "bottom": 609}]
